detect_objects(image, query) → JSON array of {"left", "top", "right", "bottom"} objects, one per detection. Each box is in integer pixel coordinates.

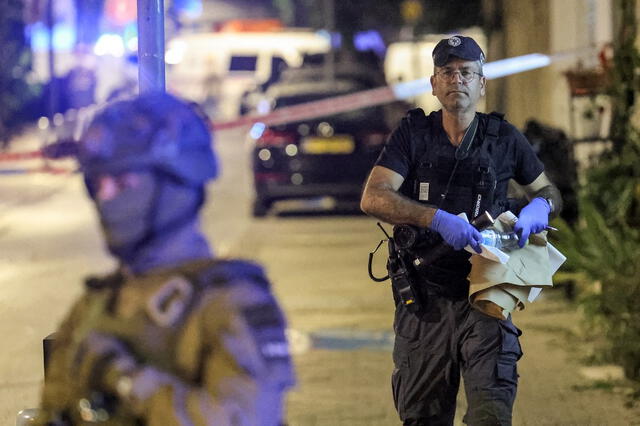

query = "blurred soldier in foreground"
[{"left": 35, "top": 92, "right": 295, "bottom": 425}]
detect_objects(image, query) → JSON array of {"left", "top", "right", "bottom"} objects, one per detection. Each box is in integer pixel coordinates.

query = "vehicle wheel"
[{"left": 252, "top": 198, "right": 271, "bottom": 217}]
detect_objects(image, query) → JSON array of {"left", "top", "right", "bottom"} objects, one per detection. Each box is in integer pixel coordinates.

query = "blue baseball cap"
[{"left": 432, "top": 35, "right": 485, "bottom": 67}]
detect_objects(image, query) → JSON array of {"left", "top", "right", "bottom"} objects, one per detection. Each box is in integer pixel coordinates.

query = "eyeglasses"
[{"left": 435, "top": 69, "right": 483, "bottom": 83}]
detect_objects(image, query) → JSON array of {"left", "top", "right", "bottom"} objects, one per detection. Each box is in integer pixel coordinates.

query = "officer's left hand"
[
  {"left": 513, "top": 197, "right": 550, "bottom": 247},
  {"left": 74, "top": 332, "right": 137, "bottom": 393}
]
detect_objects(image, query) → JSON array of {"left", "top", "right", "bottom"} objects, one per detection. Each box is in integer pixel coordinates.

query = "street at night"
[
  {"left": 2, "top": 0, "right": 640, "bottom": 424},
  {"left": 2, "top": 128, "right": 639, "bottom": 424}
]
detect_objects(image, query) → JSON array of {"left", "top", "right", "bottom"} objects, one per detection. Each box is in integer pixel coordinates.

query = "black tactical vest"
[
  {"left": 402, "top": 109, "right": 506, "bottom": 220},
  {"left": 396, "top": 109, "right": 508, "bottom": 289}
]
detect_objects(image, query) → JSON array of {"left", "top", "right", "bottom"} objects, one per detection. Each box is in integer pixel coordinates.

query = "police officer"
[
  {"left": 360, "top": 36, "right": 562, "bottom": 425},
  {"left": 35, "top": 92, "right": 295, "bottom": 425}
]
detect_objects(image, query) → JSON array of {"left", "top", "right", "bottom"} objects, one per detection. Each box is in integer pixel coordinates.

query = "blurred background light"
[
  {"left": 317, "top": 29, "right": 342, "bottom": 49},
  {"left": 483, "top": 54, "right": 552, "bottom": 80},
  {"left": 123, "top": 23, "right": 138, "bottom": 51},
  {"left": 28, "top": 22, "right": 76, "bottom": 51},
  {"left": 94, "top": 33, "right": 125, "bottom": 57},
  {"left": 165, "top": 40, "right": 186, "bottom": 64},
  {"left": 105, "top": 0, "right": 137, "bottom": 26},
  {"left": 250, "top": 122, "right": 267, "bottom": 139},
  {"left": 172, "top": 0, "right": 203, "bottom": 19},
  {"left": 354, "top": 30, "right": 386, "bottom": 56}
]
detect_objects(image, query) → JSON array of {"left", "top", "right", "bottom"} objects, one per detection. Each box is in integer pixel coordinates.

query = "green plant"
[
  {"left": 552, "top": 0, "right": 640, "bottom": 391},
  {"left": 553, "top": 202, "right": 640, "bottom": 378}
]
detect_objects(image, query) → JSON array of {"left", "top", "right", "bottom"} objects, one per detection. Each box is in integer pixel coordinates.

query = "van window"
[{"left": 229, "top": 55, "right": 258, "bottom": 71}]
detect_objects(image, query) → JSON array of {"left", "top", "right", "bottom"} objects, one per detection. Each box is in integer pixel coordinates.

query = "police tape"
[
  {"left": 212, "top": 49, "right": 595, "bottom": 131},
  {"left": 0, "top": 150, "right": 44, "bottom": 161},
  {"left": 212, "top": 85, "right": 396, "bottom": 130},
  {"left": 0, "top": 47, "right": 596, "bottom": 168},
  {"left": 211, "top": 54, "right": 576, "bottom": 131},
  {"left": 0, "top": 165, "right": 75, "bottom": 175},
  {"left": 0, "top": 147, "right": 77, "bottom": 174}
]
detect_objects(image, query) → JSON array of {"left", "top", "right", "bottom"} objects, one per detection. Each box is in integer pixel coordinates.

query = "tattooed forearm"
[{"left": 361, "top": 185, "right": 437, "bottom": 228}]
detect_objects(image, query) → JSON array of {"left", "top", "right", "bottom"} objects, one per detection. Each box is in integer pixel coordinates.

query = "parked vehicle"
[
  {"left": 248, "top": 77, "right": 408, "bottom": 217},
  {"left": 165, "top": 31, "right": 330, "bottom": 120}
]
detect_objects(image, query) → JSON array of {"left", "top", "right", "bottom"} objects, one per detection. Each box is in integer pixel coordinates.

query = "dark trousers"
[{"left": 391, "top": 294, "right": 523, "bottom": 426}]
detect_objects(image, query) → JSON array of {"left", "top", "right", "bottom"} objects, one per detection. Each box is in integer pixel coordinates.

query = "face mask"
[{"left": 93, "top": 171, "right": 157, "bottom": 260}]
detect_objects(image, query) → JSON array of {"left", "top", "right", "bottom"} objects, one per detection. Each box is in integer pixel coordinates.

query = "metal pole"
[
  {"left": 46, "top": 0, "right": 57, "bottom": 119},
  {"left": 137, "top": 0, "right": 166, "bottom": 93},
  {"left": 324, "top": 0, "right": 335, "bottom": 82}
]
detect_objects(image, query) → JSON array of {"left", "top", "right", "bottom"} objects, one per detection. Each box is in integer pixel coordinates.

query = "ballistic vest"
[
  {"left": 40, "top": 258, "right": 294, "bottom": 425},
  {"left": 402, "top": 108, "right": 505, "bottom": 219},
  {"left": 399, "top": 109, "right": 508, "bottom": 288}
]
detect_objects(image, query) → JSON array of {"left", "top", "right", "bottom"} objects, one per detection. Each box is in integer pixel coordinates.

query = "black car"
[{"left": 248, "top": 78, "right": 407, "bottom": 216}]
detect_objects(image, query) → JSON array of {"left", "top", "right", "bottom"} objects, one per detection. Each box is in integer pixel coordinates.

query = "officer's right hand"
[{"left": 429, "top": 209, "right": 482, "bottom": 253}]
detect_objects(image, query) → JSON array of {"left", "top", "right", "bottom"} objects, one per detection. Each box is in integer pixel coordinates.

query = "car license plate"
[{"left": 302, "top": 136, "right": 355, "bottom": 154}]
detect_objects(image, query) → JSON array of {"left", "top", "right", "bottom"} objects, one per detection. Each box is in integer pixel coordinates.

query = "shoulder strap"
[
  {"left": 455, "top": 115, "right": 479, "bottom": 160},
  {"left": 484, "top": 111, "right": 504, "bottom": 148},
  {"left": 187, "top": 258, "right": 271, "bottom": 291},
  {"left": 407, "top": 108, "right": 428, "bottom": 131}
]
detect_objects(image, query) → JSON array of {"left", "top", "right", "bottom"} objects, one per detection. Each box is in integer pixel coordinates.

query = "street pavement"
[{"left": 1, "top": 128, "right": 639, "bottom": 425}]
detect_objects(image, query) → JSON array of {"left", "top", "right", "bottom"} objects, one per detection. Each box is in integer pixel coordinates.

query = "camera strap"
[{"left": 438, "top": 114, "right": 479, "bottom": 209}]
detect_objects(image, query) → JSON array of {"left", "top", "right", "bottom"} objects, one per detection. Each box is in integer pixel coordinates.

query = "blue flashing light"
[
  {"left": 28, "top": 22, "right": 76, "bottom": 51},
  {"left": 354, "top": 30, "right": 386, "bottom": 56},
  {"left": 249, "top": 122, "right": 267, "bottom": 140},
  {"left": 173, "top": 0, "right": 202, "bottom": 18}
]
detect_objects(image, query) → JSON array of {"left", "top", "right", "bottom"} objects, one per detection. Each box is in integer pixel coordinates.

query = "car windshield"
[{"left": 229, "top": 55, "right": 257, "bottom": 71}]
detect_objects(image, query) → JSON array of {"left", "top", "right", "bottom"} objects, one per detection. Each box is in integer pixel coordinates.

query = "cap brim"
[{"left": 434, "top": 52, "right": 482, "bottom": 67}]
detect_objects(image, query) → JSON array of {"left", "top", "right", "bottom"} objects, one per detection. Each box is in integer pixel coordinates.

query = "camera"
[{"left": 392, "top": 225, "right": 441, "bottom": 251}]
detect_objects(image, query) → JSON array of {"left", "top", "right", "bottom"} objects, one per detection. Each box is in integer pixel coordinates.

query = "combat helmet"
[{"left": 78, "top": 92, "right": 217, "bottom": 187}]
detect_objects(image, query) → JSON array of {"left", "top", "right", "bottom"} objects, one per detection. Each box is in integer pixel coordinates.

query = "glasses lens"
[{"left": 439, "top": 70, "right": 478, "bottom": 82}]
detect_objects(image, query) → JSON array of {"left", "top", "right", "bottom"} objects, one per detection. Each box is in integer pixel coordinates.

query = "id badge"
[{"left": 418, "top": 182, "right": 430, "bottom": 201}]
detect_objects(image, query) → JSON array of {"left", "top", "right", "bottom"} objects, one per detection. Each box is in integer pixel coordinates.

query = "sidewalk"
[{"left": 242, "top": 215, "right": 640, "bottom": 426}]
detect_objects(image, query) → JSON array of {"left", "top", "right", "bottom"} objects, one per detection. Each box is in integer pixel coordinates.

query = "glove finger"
[
  {"left": 518, "top": 228, "right": 530, "bottom": 248},
  {"left": 471, "top": 242, "right": 482, "bottom": 254},
  {"left": 532, "top": 223, "right": 547, "bottom": 234},
  {"left": 513, "top": 221, "right": 523, "bottom": 234},
  {"left": 471, "top": 229, "right": 483, "bottom": 254}
]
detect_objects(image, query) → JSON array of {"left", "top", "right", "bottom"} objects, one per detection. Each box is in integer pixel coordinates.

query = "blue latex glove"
[
  {"left": 429, "top": 209, "right": 482, "bottom": 253},
  {"left": 513, "top": 197, "right": 550, "bottom": 247}
]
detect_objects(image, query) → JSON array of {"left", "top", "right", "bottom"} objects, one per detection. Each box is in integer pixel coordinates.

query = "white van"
[{"left": 165, "top": 31, "right": 331, "bottom": 120}]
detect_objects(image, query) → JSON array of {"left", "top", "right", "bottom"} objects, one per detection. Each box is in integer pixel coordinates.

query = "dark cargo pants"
[{"left": 391, "top": 294, "right": 523, "bottom": 426}]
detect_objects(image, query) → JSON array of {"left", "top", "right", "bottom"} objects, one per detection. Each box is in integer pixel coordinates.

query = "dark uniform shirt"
[
  {"left": 376, "top": 109, "right": 544, "bottom": 290},
  {"left": 377, "top": 110, "right": 544, "bottom": 201}
]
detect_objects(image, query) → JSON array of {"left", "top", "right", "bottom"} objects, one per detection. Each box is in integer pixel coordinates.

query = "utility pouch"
[
  {"left": 387, "top": 246, "right": 422, "bottom": 312},
  {"left": 368, "top": 223, "right": 423, "bottom": 312}
]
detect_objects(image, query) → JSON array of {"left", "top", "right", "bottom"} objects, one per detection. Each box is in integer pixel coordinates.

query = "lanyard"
[{"left": 437, "top": 114, "right": 479, "bottom": 208}]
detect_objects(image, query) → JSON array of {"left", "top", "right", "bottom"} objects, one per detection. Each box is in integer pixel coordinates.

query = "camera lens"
[{"left": 393, "top": 225, "right": 419, "bottom": 250}]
